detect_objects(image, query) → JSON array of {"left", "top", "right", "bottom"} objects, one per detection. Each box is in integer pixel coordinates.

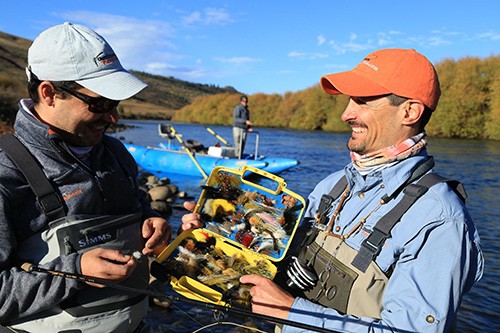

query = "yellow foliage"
[{"left": 174, "top": 55, "right": 500, "bottom": 140}]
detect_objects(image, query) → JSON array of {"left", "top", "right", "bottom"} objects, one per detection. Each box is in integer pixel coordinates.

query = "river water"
[{"left": 113, "top": 120, "right": 499, "bottom": 333}]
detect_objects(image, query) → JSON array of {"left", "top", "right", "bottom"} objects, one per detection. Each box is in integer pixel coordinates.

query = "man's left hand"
[{"left": 141, "top": 217, "right": 171, "bottom": 256}]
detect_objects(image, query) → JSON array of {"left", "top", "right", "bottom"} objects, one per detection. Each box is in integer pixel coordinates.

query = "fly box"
[{"left": 155, "top": 165, "right": 306, "bottom": 307}]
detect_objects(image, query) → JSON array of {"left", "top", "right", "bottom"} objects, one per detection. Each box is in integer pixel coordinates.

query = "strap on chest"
[
  {"left": 352, "top": 172, "right": 467, "bottom": 272},
  {"left": 0, "top": 134, "right": 66, "bottom": 220}
]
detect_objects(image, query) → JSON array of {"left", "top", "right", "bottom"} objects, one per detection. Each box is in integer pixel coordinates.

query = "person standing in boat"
[
  {"left": 238, "top": 48, "right": 484, "bottom": 332},
  {"left": 233, "top": 95, "right": 253, "bottom": 159},
  {"left": 0, "top": 23, "right": 173, "bottom": 333}
]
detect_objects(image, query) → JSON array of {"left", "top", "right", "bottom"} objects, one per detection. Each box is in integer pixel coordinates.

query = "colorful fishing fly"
[
  {"left": 162, "top": 234, "right": 272, "bottom": 308},
  {"left": 199, "top": 171, "right": 302, "bottom": 259}
]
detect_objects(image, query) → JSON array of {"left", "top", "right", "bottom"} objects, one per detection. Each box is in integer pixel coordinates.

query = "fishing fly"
[
  {"left": 198, "top": 170, "right": 301, "bottom": 258},
  {"left": 160, "top": 234, "right": 271, "bottom": 308}
]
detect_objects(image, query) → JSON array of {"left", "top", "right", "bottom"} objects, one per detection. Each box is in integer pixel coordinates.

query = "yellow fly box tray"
[{"left": 156, "top": 165, "right": 306, "bottom": 306}]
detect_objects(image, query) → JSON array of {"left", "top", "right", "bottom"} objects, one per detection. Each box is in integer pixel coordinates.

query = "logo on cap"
[
  {"left": 94, "top": 52, "right": 118, "bottom": 67},
  {"left": 361, "top": 56, "right": 379, "bottom": 71}
]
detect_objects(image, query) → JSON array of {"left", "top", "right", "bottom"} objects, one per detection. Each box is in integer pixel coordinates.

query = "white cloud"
[
  {"left": 378, "top": 38, "right": 391, "bottom": 46},
  {"left": 183, "top": 11, "right": 202, "bottom": 25},
  {"left": 182, "top": 8, "right": 233, "bottom": 26},
  {"left": 426, "top": 36, "right": 452, "bottom": 46},
  {"left": 328, "top": 40, "right": 372, "bottom": 54},
  {"left": 59, "top": 11, "right": 176, "bottom": 70},
  {"left": 276, "top": 69, "right": 295, "bottom": 74},
  {"left": 430, "top": 29, "right": 462, "bottom": 37},
  {"left": 317, "top": 34, "right": 326, "bottom": 46},
  {"left": 146, "top": 61, "right": 211, "bottom": 80},
  {"left": 322, "top": 28, "right": 476, "bottom": 54},
  {"left": 288, "top": 51, "right": 328, "bottom": 60},
  {"left": 477, "top": 31, "right": 500, "bottom": 41},
  {"left": 56, "top": 10, "right": 242, "bottom": 82},
  {"left": 146, "top": 62, "right": 177, "bottom": 72},
  {"left": 214, "top": 56, "right": 261, "bottom": 65},
  {"left": 375, "top": 32, "right": 396, "bottom": 46}
]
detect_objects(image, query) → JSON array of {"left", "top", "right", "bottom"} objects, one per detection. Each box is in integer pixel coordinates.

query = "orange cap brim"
[{"left": 320, "top": 70, "right": 391, "bottom": 97}]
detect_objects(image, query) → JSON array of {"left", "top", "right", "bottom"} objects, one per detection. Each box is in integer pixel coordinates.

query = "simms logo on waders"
[{"left": 78, "top": 232, "right": 114, "bottom": 248}]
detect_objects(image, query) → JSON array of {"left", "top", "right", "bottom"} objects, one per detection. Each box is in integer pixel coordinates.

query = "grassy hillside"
[
  {"left": 0, "top": 31, "right": 31, "bottom": 131},
  {"left": 0, "top": 30, "right": 238, "bottom": 133}
]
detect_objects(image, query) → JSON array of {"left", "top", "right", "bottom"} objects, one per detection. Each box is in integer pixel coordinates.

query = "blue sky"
[{"left": 1, "top": 1, "right": 499, "bottom": 95}]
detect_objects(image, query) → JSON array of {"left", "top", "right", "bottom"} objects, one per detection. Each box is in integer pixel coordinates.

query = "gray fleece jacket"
[{"left": 0, "top": 99, "right": 156, "bottom": 324}]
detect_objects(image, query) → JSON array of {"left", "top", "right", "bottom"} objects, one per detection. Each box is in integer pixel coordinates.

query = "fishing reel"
[{"left": 285, "top": 256, "right": 318, "bottom": 291}]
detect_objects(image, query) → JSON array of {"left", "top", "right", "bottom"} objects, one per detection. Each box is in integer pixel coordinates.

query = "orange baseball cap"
[{"left": 320, "top": 48, "right": 441, "bottom": 110}]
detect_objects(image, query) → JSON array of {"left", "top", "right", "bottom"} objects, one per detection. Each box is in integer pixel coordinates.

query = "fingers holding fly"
[
  {"left": 180, "top": 201, "right": 203, "bottom": 231},
  {"left": 142, "top": 217, "right": 171, "bottom": 255}
]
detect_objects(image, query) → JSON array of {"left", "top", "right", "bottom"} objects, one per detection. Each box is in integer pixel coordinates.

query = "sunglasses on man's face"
[{"left": 56, "top": 86, "right": 120, "bottom": 114}]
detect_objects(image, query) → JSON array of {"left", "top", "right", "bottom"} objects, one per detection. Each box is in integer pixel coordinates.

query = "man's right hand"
[{"left": 80, "top": 248, "right": 137, "bottom": 287}]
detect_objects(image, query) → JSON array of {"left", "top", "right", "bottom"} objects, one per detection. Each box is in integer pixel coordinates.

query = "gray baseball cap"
[{"left": 27, "top": 22, "right": 147, "bottom": 100}]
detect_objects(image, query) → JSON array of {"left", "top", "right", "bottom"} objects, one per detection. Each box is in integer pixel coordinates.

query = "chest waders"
[
  {"left": 0, "top": 134, "right": 149, "bottom": 333},
  {"left": 295, "top": 158, "right": 467, "bottom": 319}
]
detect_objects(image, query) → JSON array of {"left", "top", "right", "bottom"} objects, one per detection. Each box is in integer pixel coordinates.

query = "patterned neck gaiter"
[{"left": 351, "top": 132, "right": 427, "bottom": 175}]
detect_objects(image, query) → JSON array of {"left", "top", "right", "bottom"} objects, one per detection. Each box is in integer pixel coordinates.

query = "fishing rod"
[
  {"left": 206, "top": 127, "right": 232, "bottom": 147},
  {"left": 21, "top": 262, "right": 340, "bottom": 333},
  {"left": 169, "top": 125, "right": 208, "bottom": 179}
]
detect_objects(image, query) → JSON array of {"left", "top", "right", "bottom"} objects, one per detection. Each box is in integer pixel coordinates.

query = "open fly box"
[{"left": 155, "top": 165, "right": 306, "bottom": 307}]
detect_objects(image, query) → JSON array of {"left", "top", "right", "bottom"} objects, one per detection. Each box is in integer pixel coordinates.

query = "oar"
[
  {"left": 206, "top": 127, "right": 232, "bottom": 147},
  {"left": 21, "top": 263, "right": 341, "bottom": 333},
  {"left": 169, "top": 125, "right": 208, "bottom": 179}
]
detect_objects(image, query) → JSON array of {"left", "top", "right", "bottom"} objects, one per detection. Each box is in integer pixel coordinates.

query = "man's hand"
[
  {"left": 240, "top": 274, "right": 295, "bottom": 319},
  {"left": 81, "top": 248, "right": 137, "bottom": 287},
  {"left": 142, "top": 217, "right": 171, "bottom": 256},
  {"left": 180, "top": 201, "right": 204, "bottom": 231}
]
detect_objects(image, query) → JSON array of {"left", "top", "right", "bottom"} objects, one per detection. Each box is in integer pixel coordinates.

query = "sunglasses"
[{"left": 56, "top": 85, "right": 120, "bottom": 114}]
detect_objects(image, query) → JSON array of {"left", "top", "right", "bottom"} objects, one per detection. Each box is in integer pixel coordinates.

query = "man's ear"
[
  {"left": 402, "top": 99, "right": 425, "bottom": 125},
  {"left": 38, "top": 81, "right": 57, "bottom": 107}
]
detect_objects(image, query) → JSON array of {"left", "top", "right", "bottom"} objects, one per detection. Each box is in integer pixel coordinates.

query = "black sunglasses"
[{"left": 56, "top": 85, "right": 120, "bottom": 114}]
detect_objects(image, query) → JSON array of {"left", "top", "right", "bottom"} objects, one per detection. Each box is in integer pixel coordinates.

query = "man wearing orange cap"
[{"left": 240, "top": 48, "right": 483, "bottom": 332}]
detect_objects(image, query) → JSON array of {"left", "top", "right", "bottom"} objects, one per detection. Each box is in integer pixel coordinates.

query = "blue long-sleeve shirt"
[{"left": 284, "top": 153, "right": 483, "bottom": 333}]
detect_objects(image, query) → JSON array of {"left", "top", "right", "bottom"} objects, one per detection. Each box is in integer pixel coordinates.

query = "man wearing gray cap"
[{"left": 0, "top": 22, "right": 171, "bottom": 332}]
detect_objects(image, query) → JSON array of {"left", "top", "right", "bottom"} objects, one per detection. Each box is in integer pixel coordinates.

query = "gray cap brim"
[{"left": 77, "top": 69, "right": 147, "bottom": 100}]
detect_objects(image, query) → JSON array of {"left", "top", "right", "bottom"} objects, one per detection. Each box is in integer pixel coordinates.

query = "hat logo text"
[
  {"left": 94, "top": 52, "right": 118, "bottom": 67},
  {"left": 362, "top": 57, "right": 379, "bottom": 71}
]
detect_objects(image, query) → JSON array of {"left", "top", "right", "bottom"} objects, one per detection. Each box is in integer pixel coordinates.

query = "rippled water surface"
[{"left": 114, "top": 120, "right": 499, "bottom": 333}]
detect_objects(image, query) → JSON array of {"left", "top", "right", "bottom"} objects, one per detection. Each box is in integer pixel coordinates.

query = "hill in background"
[
  {"left": 0, "top": 30, "right": 239, "bottom": 132},
  {"left": 1, "top": 31, "right": 499, "bottom": 140}
]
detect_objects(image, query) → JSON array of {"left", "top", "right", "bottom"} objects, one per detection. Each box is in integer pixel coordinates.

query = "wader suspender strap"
[
  {"left": 297, "top": 176, "right": 348, "bottom": 250},
  {"left": 315, "top": 176, "right": 348, "bottom": 225},
  {"left": 0, "top": 134, "right": 66, "bottom": 220},
  {"left": 351, "top": 172, "right": 467, "bottom": 272},
  {"left": 315, "top": 157, "right": 435, "bottom": 228}
]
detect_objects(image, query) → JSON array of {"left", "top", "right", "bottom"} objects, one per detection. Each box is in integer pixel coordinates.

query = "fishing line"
[
  {"left": 132, "top": 254, "right": 208, "bottom": 329},
  {"left": 149, "top": 279, "right": 205, "bottom": 329},
  {"left": 22, "top": 263, "right": 341, "bottom": 333},
  {"left": 191, "top": 321, "right": 267, "bottom": 333},
  {"left": 144, "top": 257, "right": 257, "bottom": 331},
  {"left": 133, "top": 263, "right": 273, "bottom": 333}
]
